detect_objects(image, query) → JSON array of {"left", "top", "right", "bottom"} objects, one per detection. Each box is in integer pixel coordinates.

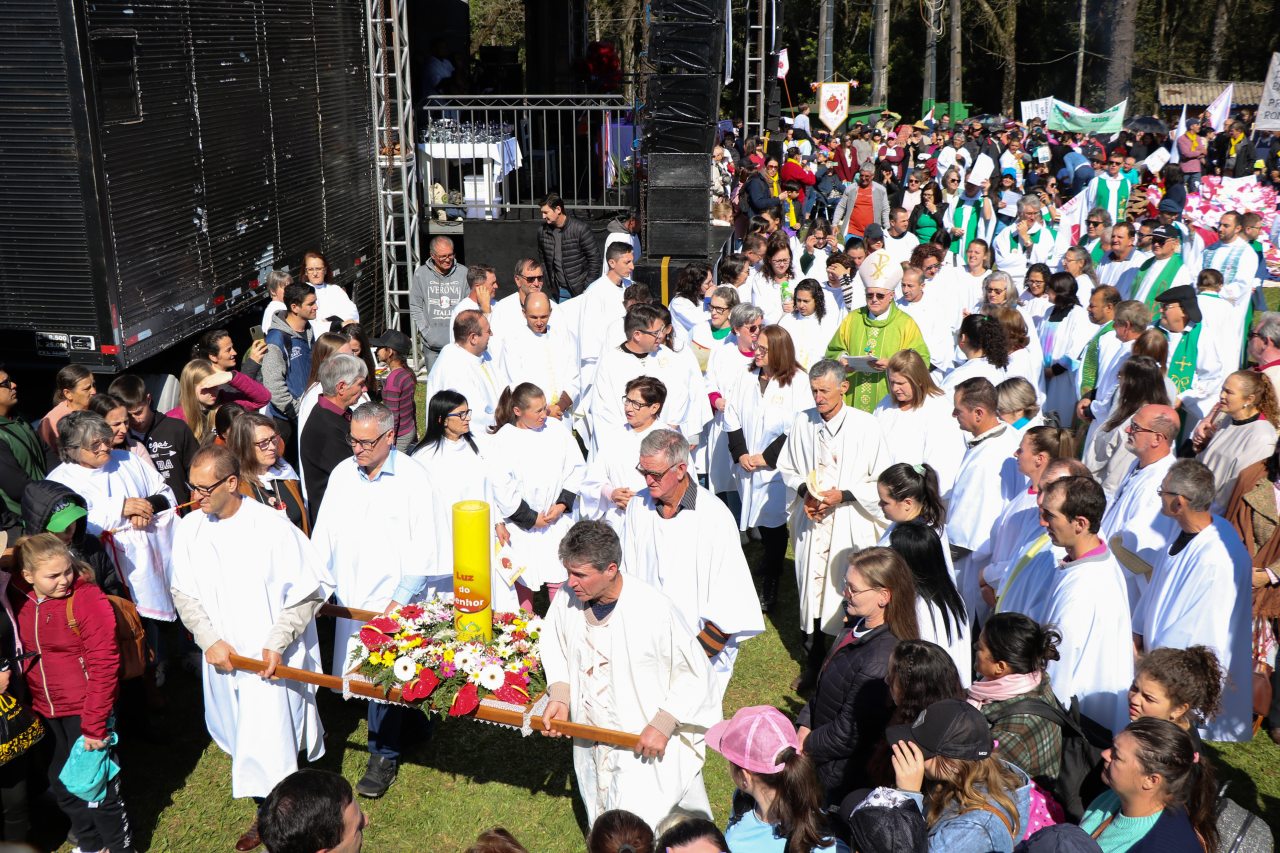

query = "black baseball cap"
[
  {"left": 1149, "top": 224, "right": 1179, "bottom": 242},
  {"left": 863, "top": 223, "right": 886, "bottom": 243},
  {"left": 885, "top": 699, "right": 994, "bottom": 761},
  {"left": 369, "top": 329, "right": 413, "bottom": 355}
]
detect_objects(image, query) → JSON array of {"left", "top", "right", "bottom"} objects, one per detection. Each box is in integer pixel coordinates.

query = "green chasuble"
[
  {"left": 824, "top": 303, "right": 930, "bottom": 412},
  {"left": 1162, "top": 322, "right": 1202, "bottom": 394},
  {"left": 0, "top": 416, "right": 46, "bottom": 516},
  {"left": 1132, "top": 254, "right": 1184, "bottom": 310},
  {"left": 1093, "top": 176, "right": 1130, "bottom": 222},
  {"left": 1079, "top": 320, "right": 1114, "bottom": 394}
]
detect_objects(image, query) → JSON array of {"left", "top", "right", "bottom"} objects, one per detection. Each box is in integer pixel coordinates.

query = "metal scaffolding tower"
[
  {"left": 365, "top": 0, "right": 420, "bottom": 355},
  {"left": 741, "top": 0, "right": 770, "bottom": 139}
]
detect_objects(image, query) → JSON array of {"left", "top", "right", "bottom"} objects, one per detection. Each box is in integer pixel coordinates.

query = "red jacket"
[
  {"left": 10, "top": 576, "right": 119, "bottom": 738},
  {"left": 780, "top": 159, "right": 816, "bottom": 206}
]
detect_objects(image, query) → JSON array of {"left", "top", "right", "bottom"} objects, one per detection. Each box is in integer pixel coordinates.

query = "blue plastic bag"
[{"left": 58, "top": 732, "right": 120, "bottom": 804}]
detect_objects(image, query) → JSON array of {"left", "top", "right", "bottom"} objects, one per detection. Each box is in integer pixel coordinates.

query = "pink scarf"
[{"left": 967, "top": 671, "right": 1042, "bottom": 708}]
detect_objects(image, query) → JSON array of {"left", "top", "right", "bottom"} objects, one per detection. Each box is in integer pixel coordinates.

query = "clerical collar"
[
  {"left": 966, "top": 422, "right": 1006, "bottom": 447},
  {"left": 655, "top": 475, "right": 698, "bottom": 515}
]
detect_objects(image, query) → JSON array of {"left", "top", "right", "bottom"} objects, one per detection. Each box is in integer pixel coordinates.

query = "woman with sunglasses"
[{"left": 226, "top": 412, "right": 308, "bottom": 534}]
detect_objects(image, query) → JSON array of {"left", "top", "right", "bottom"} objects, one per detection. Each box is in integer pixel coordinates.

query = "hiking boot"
[
  {"left": 355, "top": 755, "right": 398, "bottom": 798},
  {"left": 235, "top": 817, "right": 262, "bottom": 851}
]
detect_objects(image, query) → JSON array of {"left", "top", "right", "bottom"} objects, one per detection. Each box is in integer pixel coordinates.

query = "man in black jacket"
[
  {"left": 1210, "top": 121, "right": 1257, "bottom": 178},
  {"left": 300, "top": 353, "right": 365, "bottom": 524},
  {"left": 537, "top": 193, "right": 601, "bottom": 300}
]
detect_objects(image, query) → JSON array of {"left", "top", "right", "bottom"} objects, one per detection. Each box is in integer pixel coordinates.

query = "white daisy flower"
[
  {"left": 453, "top": 649, "right": 477, "bottom": 673},
  {"left": 478, "top": 664, "right": 505, "bottom": 691},
  {"left": 393, "top": 656, "right": 417, "bottom": 682}
]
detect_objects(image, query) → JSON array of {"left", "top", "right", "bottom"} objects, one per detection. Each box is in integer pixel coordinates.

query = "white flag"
[
  {"left": 776, "top": 48, "right": 789, "bottom": 80},
  {"left": 1169, "top": 105, "right": 1187, "bottom": 164},
  {"left": 1206, "top": 84, "right": 1234, "bottom": 133}
]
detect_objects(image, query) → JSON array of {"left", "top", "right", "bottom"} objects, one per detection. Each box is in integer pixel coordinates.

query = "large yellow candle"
[{"left": 453, "top": 500, "right": 493, "bottom": 643}]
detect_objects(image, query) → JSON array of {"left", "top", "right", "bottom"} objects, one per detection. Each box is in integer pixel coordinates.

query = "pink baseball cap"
[{"left": 705, "top": 706, "right": 800, "bottom": 774}]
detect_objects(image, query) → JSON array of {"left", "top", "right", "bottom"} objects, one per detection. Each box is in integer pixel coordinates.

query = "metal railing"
[{"left": 418, "top": 94, "right": 637, "bottom": 220}]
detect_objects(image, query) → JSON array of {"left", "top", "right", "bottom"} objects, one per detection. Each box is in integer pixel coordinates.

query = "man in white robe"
[
  {"left": 945, "top": 377, "right": 1027, "bottom": 619},
  {"left": 1098, "top": 404, "right": 1181, "bottom": 611},
  {"left": 621, "top": 429, "right": 764, "bottom": 703},
  {"left": 1084, "top": 156, "right": 1130, "bottom": 225},
  {"left": 883, "top": 207, "right": 919, "bottom": 268},
  {"left": 170, "top": 447, "right": 332, "bottom": 846},
  {"left": 542, "top": 520, "right": 721, "bottom": 830},
  {"left": 896, "top": 266, "right": 955, "bottom": 373},
  {"left": 424, "top": 309, "right": 501, "bottom": 434},
  {"left": 311, "top": 403, "right": 437, "bottom": 797},
  {"left": 1097, "top": 222, "right": 1149, "bottom": 291},
  {"left": 495, "top": 292, "right": 578, "bottom": 417},
  {"left": 1037, "top": 476, "right": 1134, "bottom": 733},
  {"left": 777, "top": 360, "right": 890, "bottom": 690},
  {"left": 1199, "top": 212, "right": 1260, "bottom": 351},
  {"left": 1135, "top": 459, "right": 1252, "bottom": 742},
  {"left": 575, "top": 242, "right": 635, "bottom": 394},
  {"left": 1078, "top": 300, "right": 1147, "bottom": 438},
  {"left": 1196, "top": 268, "right": 1245, "bottom": 373},
  {"left": 993, "top": 195, "right": 1058, "bottom": 289},
  {"left": 1126, "top": 223, "right": 1193, "bottom": 304},
  {"left": 583, "top": 304, "right": 702, "bottom": 455},
  {"left": 490, "top": 257, "right": 553, "bottom": 341}
]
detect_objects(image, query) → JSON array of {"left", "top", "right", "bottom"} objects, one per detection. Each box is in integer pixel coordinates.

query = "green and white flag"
[{"left": 1048, "top": 99, "right": 1128, "bottom": 134}]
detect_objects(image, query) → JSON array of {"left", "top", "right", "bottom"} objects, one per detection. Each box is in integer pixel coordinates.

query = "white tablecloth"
[{"left": 417, "top": 138, "right": 523, "bottom": 180}]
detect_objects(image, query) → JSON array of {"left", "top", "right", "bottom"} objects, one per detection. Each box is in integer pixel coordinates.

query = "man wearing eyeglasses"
[
  {"left": 1084, "top": 153, "right": 1130, "bottom": 227},
  {"left": 1137, "top": 458, "right": 1252, "bottom": 742},
  {"left": 299, "top": 354, "right": 366, "bottom": 522},
  {"left": 1099, "top": 403, "right": 1179, "bottom": 610},
  {"left": 409, "top": 235, "right": 470, "bottom": 371},
  {"left": 824, "top": 249, "right": 929, "bottom": 412},
  {"left": 312, "top": 402, "right": 438, "bottom": 799},
  {"left": 1127, "top": 224, "right": 1192, "bottom": 307},
  {"left": 490, "top": 257, "right": 553, "bottom": 340},
  {"left": 1073, "top": 207, "right": 1112, "bottom": 267},
  {"left": 170, "top": 445, "right": 334, "bottom": 850}
]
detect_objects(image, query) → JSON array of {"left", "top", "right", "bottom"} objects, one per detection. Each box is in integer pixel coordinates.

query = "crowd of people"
[{"left": 0, "top": 104, "right": 1278, "bottom": 853}]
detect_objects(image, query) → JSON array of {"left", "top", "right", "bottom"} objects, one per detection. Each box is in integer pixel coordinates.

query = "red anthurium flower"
[{"left": 449, "top": 682, "right": 480, "bottom": 717}]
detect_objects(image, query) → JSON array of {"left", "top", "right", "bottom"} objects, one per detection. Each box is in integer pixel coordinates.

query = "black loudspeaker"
[
  {"left": 643, "top": 118, "right": 716, "bottom": 154},
  {"left": 646, "top": 74, "right": 719, "bottom": 122},
  {"left": 646, "top": 187, "right": 710, "bottom": 216},
  {"left": 645, "top": 221, "right": 714, "bottom": 256},
  {"left": 648, "top": 22, "right": 725, "bottom": 75},
  {"left": 648, "top": 153, "right": 709, "bottom": 187},
  {"left": 648, "top": 0, "right": 724, "bottom": 22}
]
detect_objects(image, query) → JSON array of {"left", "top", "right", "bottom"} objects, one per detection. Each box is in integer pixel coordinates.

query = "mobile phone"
[{"left": 250, "top": 325, "right": 264, "bottom": 342}]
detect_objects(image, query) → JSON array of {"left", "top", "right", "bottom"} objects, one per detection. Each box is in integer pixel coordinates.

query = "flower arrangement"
[{"left": 348, "top": 593, "right": 546, "bottom": 717}]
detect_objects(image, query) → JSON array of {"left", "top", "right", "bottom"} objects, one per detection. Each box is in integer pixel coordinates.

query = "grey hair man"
[
  {"left": 1136, "top": 458, "right": 1252, "bottom": 742},
  {"left": 1250, "top": 312, "right": 1280, "bottom": 400},
  {"left": 300, "top": 353, "right": 367, "bottom": 520},
  {"left": 540, "top": 518, "right": 720, "bottom": 828},
  {"left": 409, "top": 235, "right": 470, "bottom": 369},
  {"left": 619, "top": 429, "right": 763, "bottom": 703},
  {"left": 777, "top": 359, "right": 890, "bottom": 690},
  {"left": 994, "top": 194, "right": 1057, "bottom": 288}
]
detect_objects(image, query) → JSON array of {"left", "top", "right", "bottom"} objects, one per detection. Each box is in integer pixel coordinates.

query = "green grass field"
[{"left": 45, "top": 545, "right": 1276, "bottom": 853}]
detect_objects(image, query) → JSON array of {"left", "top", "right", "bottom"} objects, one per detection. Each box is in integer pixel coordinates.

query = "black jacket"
[
  {"left": 1209, "top": 134, "right": 1256, "bottom": 178},
  {"left": 300, "top": 404, "right": 353, "bottom": 525},
  {"left": 537, "top": 214, "right": 601, "bottom": 298},
  {"left": 21, "top": 480, "right": 127, "bottom": 600},
  {"left": 796, "top": 622, "right": 898, "bottom": 805}
]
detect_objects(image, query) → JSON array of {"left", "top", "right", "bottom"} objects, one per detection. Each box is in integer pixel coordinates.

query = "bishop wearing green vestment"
[{"left": 824, "top": 249, "right": 929, "bottom": 411}]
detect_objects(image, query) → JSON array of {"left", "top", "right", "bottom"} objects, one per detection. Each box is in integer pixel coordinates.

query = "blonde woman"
[
  {"left": 873, "top": 350, "right": 966, "bottom": 493},
  {"left": 166, "top": 358, "right": 270, "bottom": 444}
]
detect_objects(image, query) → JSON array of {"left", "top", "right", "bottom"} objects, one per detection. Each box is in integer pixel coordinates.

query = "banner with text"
[
  {"left": 1020, "top": 97, "right": 1054, "bottom": 125},
  {"left": 1048, "top": 99, "right": 1128, "bottom": 134},
  {"left": 1259, "top": 52, "right": 1280, "bottom": 132}
]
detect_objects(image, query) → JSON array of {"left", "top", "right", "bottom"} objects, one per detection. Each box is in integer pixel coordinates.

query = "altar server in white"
[
  {"left": 896, "top": 265, "right": 957, "bottom": 373},
  {"left": 311, "top": 402, "right": 437, "bottom": 798},
  {"left": 542, "top": 520, "right": 720, "bottom": 830},
  {"left": 409, "top": 389, "right": 521, "bottom": 611},
  {"left": 575, "top": 242, "right": 635, "bottom": 393},
  {"left": 722, "top": 326, "right": 813, "bottom": 610},
  {"left": 622, "top": 430, "right": 764, "bottom": 701},
  {"left": 777, "top": 360, "right": 890, "bottom": 690},
  {"left": 1038, "top": 272, "right": 1095, "bottom": 426},
  {"left": 495, "top": 292, "right": 578, "bottom": 418},
  {"left": 1036, "top": 476, "right": 1134, "bottom": 733},
  {"left": 1199, "top": 212, "right": 1260, "bottom": 335},
  {"left": 171, "top": 446, "right": 332, "bottom": 817},
  {"left": 993, "top": 195, "right": 1058, "bottom": 289},
  {"left": 945, "top": 377, "right": 1027, "bottom": 618},
  {"left": 872, "top": 350, "right": 967, "bottom": 494},
  {"left": 779, "top": 280, "right": 842, "bottom": 370},
  {"left": 490, "top": 257, "right": 554, "bottom": 341},
  {"left": 703, "top": 304, "right": 762, "bottom": 500},
  {"left": 425, "top": 309, "right": 501, "bottom": 434},
  {"left": 1098, "top": 404, "right": 1181, "bottom": 611},
  {"left": 487, "top": 382, "right": 587, "bottom": 612},
  {"left": 581, "top": 377, "right": 668, "bottom": 536},
  {"left": 48, "top": 411, "right": 178, "bottom": 622},
  {"left": 584, "top": 304, "right": 700, "bottom": 456},
  {"left": 1135, "top": 460, "right": 1253, "bottom": 742}
]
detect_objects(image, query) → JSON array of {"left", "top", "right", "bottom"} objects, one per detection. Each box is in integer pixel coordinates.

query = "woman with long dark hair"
[
  {"left": 875, "top": 461, "right": 955, "bottom": 577},
  {"left": 226, "top": 412, "right": 309, "bottom": 534},
  {"left": 38, "top": 364, "right": 95, "bottom": 448},
  {"left": 909, "top": 181, "right": 948, "bottom": 244},
  {"left": 669, "top": 261, "right": 714, "bottom": 336},
  {"left": 797, "top": 547, "right": 919, "bottom": 805},
  {"left": 1018, "top": 263, "right": 1054, "bottom": 330},
  {"left": 943, "top": 313, "right": 1010, "bottom": 391},
  {"left": 779, "top": 279, "right": 839, "bottom": 370},
  {"left": 888, "top": 522, "right": 970, "bottom": 686},
  {"left": 1038, "top": 271, "right": 1094, "bottom": 426}
]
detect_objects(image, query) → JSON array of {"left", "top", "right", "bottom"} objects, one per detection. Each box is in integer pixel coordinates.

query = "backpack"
[
  {"left": 988, "top": 695, "right": 1112, "bottom": 822},
  {"left": 66, "top": 589, "right": 152, "bottom": 681}
]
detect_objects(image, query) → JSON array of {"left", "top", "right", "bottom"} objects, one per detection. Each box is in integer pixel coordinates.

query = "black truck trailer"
[{"left": 0, "top": 0, "right": 380, "bottom": 371}]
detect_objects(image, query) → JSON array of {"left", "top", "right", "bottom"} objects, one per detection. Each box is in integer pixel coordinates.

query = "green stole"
[
  {"left": 953, "top": 202, "right": 980, "bottom": 258},
  {"left": 1085, "top": 238, "right": 1103, "bottom": 265},
  {"left": 1164, "top": 322, "right": 1202, "bottom": 393},
  {"left": 1007, "top": 222, "right": 1053, "bottom": 255},
  {"left": 1133, "top": 255, "right": 1184, "bottom": 309},
  {"left": 1094, "top": 176, "right": 1130, "bottom": 220},
  {"left": 1079, "top": 320, "right": 1114, "bottom": 393},
  {"left": 0, "top": 418, "right": 45, "bottom": 515}
]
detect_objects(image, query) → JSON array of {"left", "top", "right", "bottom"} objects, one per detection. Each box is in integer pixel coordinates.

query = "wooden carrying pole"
[{"left": 226, "top": 606, "right": 642, "bottom": 750}]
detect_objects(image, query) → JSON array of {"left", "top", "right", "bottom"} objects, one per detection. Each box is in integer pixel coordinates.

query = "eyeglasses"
[
  {"left": 755, "top": 345, "right": 770, "bottom": 356},
  {"left": 635, "top": 326, "right": 668, "bottom": 339},
  {"left": 1126, "top": 422, "right": 1166, "bottom": 440},
  {"left": 1108, "top": 161, "right": 1123, "bottom": 166},
  {"left": 923, "top": 262, "right": 941, "bottom": 272},
  {"left": 518, "top": 273, "right": 545, "bottom": 282},
  {"left": 80, "top": 440, "right": 111, "bottom": 453},
  {"left": 304, "top": 266, "right": 326, "bottom": 273},
  {"left": 741, "top": 323, "right": 762, "bottom": 333},
  {"left": 445, "top": 409, "right": 472, "bottom": 420},
  {"left": 187, "top": 473, "right": 233, "bottom": 496},
  {"left": 1086, "top": 220, "right": 1104, "bottom": 227},
  {"left": 709, "top": 305, "right": 730, "bottom": 314},
  {"left": 1155, "top": 486, "right": 1182, "bottom": 498},
  {"left": 432, "top": 252, "right": 455, "bottom": 261},
  {"left": 253, "top": 434, "right": 280, "bottom": 451},
  {"left": 765, "top": 164, "right": 779, "bottom": 171},
  {"left": 865, "top": 291, "right": 892, "bottom": 301},
  {"left": 0, "top": 378, "right": 14, "bottom": 390},
  {"left": 635, "top": 463, "right": 675, "bottom": 481},
  {"left": 946, "top": 178, "right": 959, "bottom": 184},
  {"left": 346, "top": 428, "right": 392, "bottom": 450},
  {"left": 843, "top": 584, "right": 877, "bottom": 598},
  {"left": 622, "top": 396, "right": 650, "bottom": 409}
]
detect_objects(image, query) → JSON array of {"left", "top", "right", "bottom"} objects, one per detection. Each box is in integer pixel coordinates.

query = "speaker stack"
[{"left": 639, "top": 0, "right": 727, "bottom": 263}]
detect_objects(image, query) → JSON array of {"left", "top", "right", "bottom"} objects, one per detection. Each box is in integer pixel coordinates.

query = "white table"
[{"left": 418, "top": 138, "right": 523, "bottom": 220}]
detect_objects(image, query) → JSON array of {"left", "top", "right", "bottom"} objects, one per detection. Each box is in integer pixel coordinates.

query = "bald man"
[{"left": 496, "top": 290, "right": 578, "bottom": 417}]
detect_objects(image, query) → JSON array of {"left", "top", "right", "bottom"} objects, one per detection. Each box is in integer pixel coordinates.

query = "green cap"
[{"left": 46, "top": 501, "right": 87, "bottom": 534}]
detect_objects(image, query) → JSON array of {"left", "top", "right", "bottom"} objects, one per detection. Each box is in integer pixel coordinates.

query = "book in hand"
[{"left": 841, "top": 354, "right": 880, "bottom": 373}]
